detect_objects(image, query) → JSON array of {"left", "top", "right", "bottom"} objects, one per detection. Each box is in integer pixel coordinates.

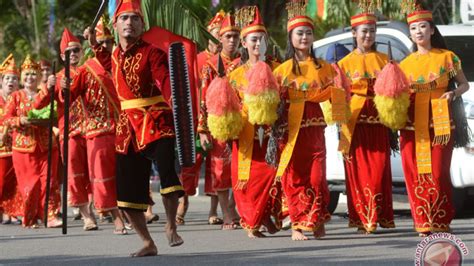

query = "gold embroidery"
[
  {"left": 355, "top": 187, "right": 383, "bottom": 231},
  {"left": 123, "top": 52, "right": 143, "bottom": 97},
  {"left": 414, "top": 186, "right": 448, "bottom": 229}
]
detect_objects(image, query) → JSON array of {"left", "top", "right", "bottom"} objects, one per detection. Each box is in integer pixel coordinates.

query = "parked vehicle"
[{"left": 314, "top": 22, "right": 474, "bottom": 215}]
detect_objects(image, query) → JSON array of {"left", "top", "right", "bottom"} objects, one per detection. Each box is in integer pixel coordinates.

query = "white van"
[{"left": 313, "top": 22, "right": 474, "bottom": 214}]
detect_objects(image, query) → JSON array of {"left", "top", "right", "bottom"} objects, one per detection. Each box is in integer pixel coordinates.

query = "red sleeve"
[
  {"left": 149, "top": 47, "right": 172, "bottom": 106},
  {"left": 3, "top": 93, "right": 20, "bottom": 128},
  {"left": 67, "top": 67, "right": 88, "bottom": 103},
  {"left": 93, "top": 45, "right": 112, "bottom": 72}
]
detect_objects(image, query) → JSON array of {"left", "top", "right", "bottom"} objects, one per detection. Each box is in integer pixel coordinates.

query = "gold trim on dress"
[
  {"left": 160, "top": 185, "right": 184, "bottom": 195},
  {"left": 117, "top": 200, "right": 148, "bottom": 210}
]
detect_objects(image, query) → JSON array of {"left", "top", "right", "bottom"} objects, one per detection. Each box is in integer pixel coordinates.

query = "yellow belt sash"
[{"left": 120, "top": 95, "right": 166, "bottom": 110}]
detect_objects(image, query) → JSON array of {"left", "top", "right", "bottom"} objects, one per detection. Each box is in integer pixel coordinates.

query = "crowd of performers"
[{"left": 0, "top": 0, "right": 470, "bottom": 257}]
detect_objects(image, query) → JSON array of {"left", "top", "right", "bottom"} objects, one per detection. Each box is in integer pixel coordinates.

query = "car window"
[
  {"left": 314, "top": 35, "right": 410, "bottom": 63},
  {"left": 444, "top": 36, "right": 474, "bottom": 82}
]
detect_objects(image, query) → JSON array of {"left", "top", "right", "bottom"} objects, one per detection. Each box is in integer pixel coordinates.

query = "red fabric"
[
  {"left": 63, "top": 135, "right": 89, "bottom": 207},
  {"left": 209, "top": 140, "right": 232, "bottom": 191},
  {"left": 197, "top": 50, "right": 213, "bottom": 80},
  {"left": 0, "top": 96, "right": 13, "bottom": 158},
  {"left": 142, "top": 26, "right": 199, "bottom": 125},
  {"left": 70, "top": 58, "right": 120, "bottom": 139},
  {"left": 400, "top": 129, "right": 455, "bottom": 233},
  {"left": 231, "top": 139, "right": 282, "bottom": 231},
  {"left": 180, "top": 152, "right": 214, "bottom": 196},
  {"left": 13, "top": 148, "right": 60, "bottom": 227},
  {"left": 0, "top": 157, "right": 23, "bottom": 217},
  {"left": 344, "top": 123, "right": 395, "bottom": 231},
  {"left": 281, "top": 103, "right": 330, "bottom": 231},
  {"left": 33, "top": 67, "right": 86, "bottom": 140},
  {"left": 114, "top": 0, "right": 143, "bottom": 22}
]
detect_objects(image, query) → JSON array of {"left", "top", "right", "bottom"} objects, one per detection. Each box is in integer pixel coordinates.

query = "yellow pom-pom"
[
  {"left": 207, "top": 111, "right": 244, "bottom": 142},
  {"left": 374, "top": 93, "right": 410, "bottom": 130},
  {"left": 244, "top": 90, "right": 280, "bottom": 126}
]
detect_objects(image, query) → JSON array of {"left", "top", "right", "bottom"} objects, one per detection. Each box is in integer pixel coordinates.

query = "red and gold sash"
[{"left": 400, "top": 49, "right": 461, "bottom": 176}]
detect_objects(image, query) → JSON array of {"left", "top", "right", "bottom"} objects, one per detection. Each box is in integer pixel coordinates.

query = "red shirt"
[
  {"left": 0, "top": 96, "right": 13, "bottom": 157},
  {"left": 69, "top": 58, "right": 120, "bottom": 139},
  {"left": 95, "top": 38, "right": 174, "bottom": 154}
]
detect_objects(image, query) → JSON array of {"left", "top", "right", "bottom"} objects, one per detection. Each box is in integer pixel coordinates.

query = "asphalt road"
[{"left": 0, "top": 194, "right": 473, "bottom": 266}]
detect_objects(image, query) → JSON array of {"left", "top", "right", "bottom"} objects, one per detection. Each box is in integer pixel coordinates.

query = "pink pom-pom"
[
  {"left": 331, "top": 63, "right": 351, "bottom": 101},
  {"left": 374, "top": 62, "right": 409, "bottom": 98},
  {"left": 206, "top": 77, "right": 241, "bottom": 116},
  {"left": 244, "top": 61, "right": 279, "bottom": 95}
]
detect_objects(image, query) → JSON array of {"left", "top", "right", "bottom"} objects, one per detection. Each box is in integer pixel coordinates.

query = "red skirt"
[
  {"left": 344, "top": 123, "right": 395, "bottom": 232},
  {"left": 400, "top": 129, "right": 455, "bottom": 233},
  {"left": 0, "top": 157, "right": 23, "bottom": 217},
  {"left": 232, "top": 139, "right": 282, "bottom": 232},
  {"left": 13, "top": 148, "right": 60, "bottom": 227},
  {"left": 282, "top": 125, "right": 330, "bottom": 232}
]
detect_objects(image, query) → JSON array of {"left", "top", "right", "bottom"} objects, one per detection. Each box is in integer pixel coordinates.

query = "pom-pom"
[
  {"left": 207, "top": 112, "right": 243, "bottom": 141},
  {"left": 243, "top": 61, "right": 280, "bottom": 125},
  {"left": 374, "top": 62, "right": 409, "bottom": 98},
  {"left": 374, "top": 93, "right": 410, "bottom": 130}
]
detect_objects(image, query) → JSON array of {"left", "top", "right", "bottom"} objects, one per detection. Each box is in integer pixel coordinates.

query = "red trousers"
[
  {"left": 232, "top": 139, "right": 283, "bottom": 232},
  {"left": 344, "top": 123, "right": 394, "bottom": 232},
  {"left": 13, "top": 148, "right": 60, "bottom": 227},
  {"left": 64, "top": 134, "right": 118, "bottom": 211},
  {"left": 400, "top": 129, "right": 455, "bottom": 233},
  {"left": 180, "top": 152, "right": 215, "bottom": 196},
  {"left": 209, "top": 139, "right": 232, "bottom": 191},
  {"left": 282, "top": 126, "right": 330, "bottom": 232},
  {"left": 0, "top": 157, "right": 23, "bottom": 216}
]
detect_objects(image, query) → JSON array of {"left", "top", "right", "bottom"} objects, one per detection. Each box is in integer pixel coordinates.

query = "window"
[{"left": 444, "top": 36, "right": 474, "bottom": 82}]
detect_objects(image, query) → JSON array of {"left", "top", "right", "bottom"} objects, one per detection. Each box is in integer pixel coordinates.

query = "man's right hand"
[
  {"left": 47, "top": 74, "right": 56, "bottom": 90},
  {"left": 83, "top": 26, "right": 98, "bottom": 47},
  {"left": 199, "top": 133, "right": 212, "bottom": 151}
]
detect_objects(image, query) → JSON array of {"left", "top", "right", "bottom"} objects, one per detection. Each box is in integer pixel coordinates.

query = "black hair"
[
  {"left": 411, "top": 21, "right": 447, "bottom": 52},
  {"left": 351, "top": 25, "right": 377, "bottom": 51},
  {"left": 285, "top": 29, "right": 321, "bottom": 76}
]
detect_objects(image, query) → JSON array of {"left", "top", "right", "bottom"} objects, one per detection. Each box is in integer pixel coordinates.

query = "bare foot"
[
  {"left": 357, "top": 228, "right": 372, "bottom": 235},
  {"left": 130, "top": 244, "right": 158, "bottom": 257},
  {"left": 313, "top": 224, "right": 326, "bottom": 239},
  {"left": 418, "top": 232, "right": 431, "bottom": 237},
  {"left": 291, "top": 229, "right": 308, "bottom": 241},
  {"left": 165, "top": 223, "right": 184, "bottom": 247},
  {"left": 248, "top": 231, "right": 266, "bottom": 239}
]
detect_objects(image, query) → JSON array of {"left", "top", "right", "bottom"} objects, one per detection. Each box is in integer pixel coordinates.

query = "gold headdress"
[
  {"left": 286, "top": 0, "right": 313, "bottom": 32},
  {"left": 235, "top": 6, "right": 266, "bottom": 38}
]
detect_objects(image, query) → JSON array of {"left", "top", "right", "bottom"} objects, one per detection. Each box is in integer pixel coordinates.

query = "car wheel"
[
  {"left": 328, "top": 191, "right": 340, "bottom": 214},
  {"left": 452, "top": 187, "right": 466, "bottom": 217}
]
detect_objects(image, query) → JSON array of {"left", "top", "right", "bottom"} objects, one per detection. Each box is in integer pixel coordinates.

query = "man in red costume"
[
  {"left": 177, "top": 10, "right": 226, "bottom": 226},
  {"left": 84, "top": 0, "right": 185, "bottom": 257},
  {"left": 36, "top": 20, "right": 127, "bottom": 234},
  {"left": 198, "top": 13, "right": 241, "bottom": 229}
]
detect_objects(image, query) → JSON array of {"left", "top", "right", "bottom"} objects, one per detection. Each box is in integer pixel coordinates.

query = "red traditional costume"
[
  {"left": 226, "top": 6, "right": 283, "bottom": 233},
  {"left": 4, "top": 56, "right": 61, "bottom": 227},
  {"left": 337, "top": 8, "right": 395, "bottom": 233},
  {"left": 94, "top": 0, "right": 184, "bottom": 211},
  {"left": 271, "top": 1, "right": 346, "bottom": 232},
  {"left": 35, "top": 22, "right": 120, "bottom": 212},
  {"left": 179, "top": 11, "right": 225, "bottom": 196},
  {"left": 399, "top": 6, "right": 457, "bottom": 233},
  {"left": 198, "top": 13, "right": 241, "bottom": 193},
  {"left": 34, "top": 28, "right": 89, "bottom": 212},
  {"left": 0, "top": 57, "right": 23, "bottom": 218}
]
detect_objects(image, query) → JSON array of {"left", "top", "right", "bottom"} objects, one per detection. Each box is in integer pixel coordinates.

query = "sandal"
[
  {"left": 208, "top": 216, "right": 223, "bottom": 225},
  {"left": 47, "top": 219, "right": 63, "bottom": 228},
  {"left": 176, "top": 214, "right": 185, "bottom": 225},
  {"left": 146, "top": 214, "right": 159, "bottom": 224},
  {"left": 113, "top": 228, "right": 128, "bottom": 235},
  {"left": 83, "top": 219, "right": 98, "bottom": 231},
  {"left": 222, "top": 222, "right": 238, "bottom": 230}
]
